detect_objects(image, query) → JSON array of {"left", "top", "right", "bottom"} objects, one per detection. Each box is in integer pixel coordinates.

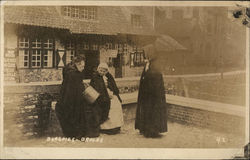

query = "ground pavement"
[{"left": 4, "top": 119, "right": 245, "bottom": 148}]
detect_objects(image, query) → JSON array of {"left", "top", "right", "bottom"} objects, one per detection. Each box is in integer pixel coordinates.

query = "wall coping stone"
[{"left": 121, "top": 92, "right": 245, "bottom": 118}]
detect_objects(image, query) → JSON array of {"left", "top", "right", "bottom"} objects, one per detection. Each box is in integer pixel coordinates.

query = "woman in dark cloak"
[
  {"left": 135, "top": 58, "right": 168, "bottom": 138},
  {"left": 90, "top": 63, "right": 123, "bottom": 135},
  {"left": 55, "top": 55, "right": 100, "bottom": 139}
]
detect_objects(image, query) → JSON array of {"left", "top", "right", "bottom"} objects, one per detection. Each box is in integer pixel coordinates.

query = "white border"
[
  {"left": 1, "top": 1, "right": 250, "bottom": 7},
  {"left": 0, "top": 1, "right": 4, "bottom": 159},
  {"left": 0, "top": 1, "right": 249, "bottom": 159},
  {"left": 246, "top": 25, "right": 249, "bottom": 145}
]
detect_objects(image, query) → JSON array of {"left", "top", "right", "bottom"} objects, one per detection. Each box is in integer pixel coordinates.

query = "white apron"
[{"left": 100, "top": 95, "right": 124, "bottom": 129}]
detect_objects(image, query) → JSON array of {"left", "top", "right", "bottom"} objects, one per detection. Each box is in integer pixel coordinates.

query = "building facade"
[{"left": 4, "top": 6, "right": 156, "bottom": 83}]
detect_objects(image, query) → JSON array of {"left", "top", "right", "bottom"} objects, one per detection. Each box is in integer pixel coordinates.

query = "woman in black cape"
[
  {"left": 55, "top": 55, "right": 100, "bottom": 139},
  {"left": 135, "top": 58, "right": 168, "bottom": 138}
]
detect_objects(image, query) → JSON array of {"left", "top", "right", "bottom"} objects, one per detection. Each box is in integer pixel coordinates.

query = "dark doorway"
[
  {"left": 113, "top": 53, "right": 123, "bottom": 78},
  {"left": 80, "top": 50, "right": 100, "bottom": 79}
]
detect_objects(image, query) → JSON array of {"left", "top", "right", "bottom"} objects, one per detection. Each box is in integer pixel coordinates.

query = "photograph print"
[{"left": 1, "top": 0, "right": 249, "bottom": 159}]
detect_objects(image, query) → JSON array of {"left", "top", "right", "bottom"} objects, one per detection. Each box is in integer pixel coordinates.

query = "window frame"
[
  {"left": 130, "top": 51, "right": 145, "bottom": 67},
  {"left": 63, "top": 6, "right": 97, "bottom": 21},
  {"left": 131, "top": 14, "right": 142, "bottom": 28},
  {"left": 65, "top": 41, "right": 76, "bottom": 65},
  {"left": 17, "top": 37, "right": 55, "bottom": 69}
]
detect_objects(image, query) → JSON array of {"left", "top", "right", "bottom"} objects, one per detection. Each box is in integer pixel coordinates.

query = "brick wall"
[
  {"left": 167, "top": 104, "right": 245, "bottom": 135},
  {"left": 3, "top": 77, "right": 245, "bottom": 146},
  {"left": 3, "top": 80, "right": 140, "bottom": 145}
]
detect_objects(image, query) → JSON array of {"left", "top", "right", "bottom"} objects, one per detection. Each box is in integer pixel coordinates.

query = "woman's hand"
[{"left": 107, "top": 88, "right": 114, "bottom": 99}]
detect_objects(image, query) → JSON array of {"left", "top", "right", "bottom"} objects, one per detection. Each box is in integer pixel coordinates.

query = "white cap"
[{"left": 98, "top": 62, "right": 109, "bottom": 70}]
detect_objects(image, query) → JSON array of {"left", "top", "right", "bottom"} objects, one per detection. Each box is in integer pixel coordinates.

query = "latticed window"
[
  {"left": 31, "top": 50, "right": 41, "bottom": 68},
  {"left": 130, "top": 52, "right": 145, "bottom": 67},
  {"left": 32, "top": 39, "right": 42, "bottom": 48},
  {"left": 105, "top": 43, "right": 113, "bottom": 50},
  {"left": 44, "top": 50, "right": 53, "bottom": 67},
  {"left": 19, "top": 50, "right": 29, "bottom": 68},
  {"left": 19, "top": 37, "right": 29, "bottom": 48},
  {"left": 18, "top": 37, "right": 55, "bottom": 68},
  {"left": 66, "top": 50, "right": 75, "bottom": 65},
  {"left": 64, "top": 6, "right": 71, "bottom": 17},
  {"left": 88, "top": 7, "right": 97, "bottom": 19},
  {"left": 44, "top": 39, "right": 53, "bottom": 49},
  {"left": 66, "top": 41, "right": 75, "bottom": 65},
  {"left": 72, "top": 7, "right": 79, "bottom": 18},
  {"left": 131, "top": 14, "right": 142, "bottom": 28},
  {"left": 63, "top": 6, "right": 97, "bottom": 20},
  {"left": 118, "top": 44, "right": 123, "bottom": 52},
  {"left": 123, "top": 44, "right": 128, "bottom": 54},
  {"left": 83, "top": 43, "right": 89, "bottom": 50},
  {"left": 92, "top": 44, "right": 99, "bottom": 50}
]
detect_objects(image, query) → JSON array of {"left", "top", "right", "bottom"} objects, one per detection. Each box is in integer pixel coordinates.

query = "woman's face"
[
  {"left": 97, "top": 67, "right": 108, "bottom": 76},
  {"left": 75, "top": 60, "right": 85, "bottom": 72}
]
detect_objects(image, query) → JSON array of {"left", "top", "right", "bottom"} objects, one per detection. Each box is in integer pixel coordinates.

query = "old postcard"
[{"left": 0, "top": 0, "right": 249, "bottom": 159}]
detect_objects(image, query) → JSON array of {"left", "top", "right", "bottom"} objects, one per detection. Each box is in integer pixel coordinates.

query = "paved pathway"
[{"left": 4, "top": 120, "right": 245, "bottom": 148}]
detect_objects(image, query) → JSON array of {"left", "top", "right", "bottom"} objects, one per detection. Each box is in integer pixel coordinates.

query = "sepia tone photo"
[{"left": 0, "top": 0, "right": 249, "bottom": 159}]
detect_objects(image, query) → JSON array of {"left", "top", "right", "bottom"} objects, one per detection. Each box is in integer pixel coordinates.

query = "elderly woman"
[
  {"left": 55, "top": 55, "right": 100, "bottom": 139},
  {"left": 135, "top": 57, "right": 168, "bottom": 138},
  {"left": 90, "top": 63, "right": 123, "bottom": 135}
]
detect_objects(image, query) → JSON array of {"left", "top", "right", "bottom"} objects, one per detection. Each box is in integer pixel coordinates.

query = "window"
[
  {"left": 66, "top": 42, "right": 75, "bottom": 65},
  {"left": 72, "top": 7, "right": 79, "bottom": 18},
  {"left": 18, "top": 37, "right": 54, "bottom": 68},
  {"left": 183, "top": 7, "right": 193, "bottom": 19},
  {"left": 92, "top": 44, "right": 99, "bottom": 50},
  {"left": 64, "top": 6, "right": 71, "bottom": 17},
  {"left": 81, "top": 7, "right": 88, "bottom": 19},
  {"left": 19, "top": 37, "right": 29, "bottom": 48},
  {"left": 105, "top": 43, "right": 113, "bottom": 50},
  {"left": 63, "top": 6, "right": 97, "bottom": 20},
  {"left": 130, "top": 52, "right": 145, "bottom": 67},
  {"left": 19, "top": 50, "right": 29, "bottom": 68},
  {"left": 123, "top": 43, "right": 128, "bottom": 54},
  {"left": 131, "top": 14, "right": 142, "bottom": 28},
  {"left": 83, "top": 43, "right": 89, "bottom": 50}
]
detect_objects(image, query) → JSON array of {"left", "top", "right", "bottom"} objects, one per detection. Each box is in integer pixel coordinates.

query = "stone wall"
[{"left": 18, "top": 68, "right": 63, "bottom": 83}]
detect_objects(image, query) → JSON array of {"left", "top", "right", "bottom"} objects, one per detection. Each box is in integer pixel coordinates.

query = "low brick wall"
[
  {"left": 3, "top": 77, "right": 246, "bottom": 145},
  {"left": 3, "top": 79, "right": 141, "bottom": 142},
  {"left": 167, "top": 104, "right": 245, "bottom": 135}
]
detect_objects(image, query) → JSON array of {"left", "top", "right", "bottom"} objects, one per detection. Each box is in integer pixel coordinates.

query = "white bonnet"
[{"left": 97, "top": 62, "right": 109, "bottom": 71}]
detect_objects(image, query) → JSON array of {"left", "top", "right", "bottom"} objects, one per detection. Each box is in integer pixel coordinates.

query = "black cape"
[
  {"left": 90, "top": 72, "right": 122, "bottom": 124},
  {"left": 55, "top": 63, "right": 99, "bottom": 138},
  {"left": 135, "top": 65, "right": 168, "bottom": 134}
]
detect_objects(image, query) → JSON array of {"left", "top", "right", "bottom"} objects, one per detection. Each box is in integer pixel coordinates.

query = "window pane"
[
  {"left": 32, "top": 39, "right": 42, "bottom": 48},
  {"left": 19, "top": 49, "right": 29, "bottom": 68},
  {"left": 44, "top": 39, "right": 53, "bottom": 49},
  {"left": 31, "top": 50, "right": 41, "bottom": 68},
  {"left": 66, "top": 50, "right": 75, "bottom": 64},
  {"left": 19, "top": 38, "right": 29, "bottom": 48},
  {"left": 43, "top": 50, "right": 53, "bottom": 68}
]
